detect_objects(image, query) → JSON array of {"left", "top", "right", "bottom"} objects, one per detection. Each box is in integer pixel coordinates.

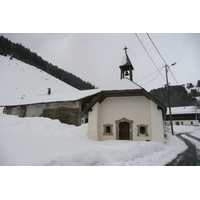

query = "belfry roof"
[{"left": 119, "top": 51, "right": 134, "bottom": 70}]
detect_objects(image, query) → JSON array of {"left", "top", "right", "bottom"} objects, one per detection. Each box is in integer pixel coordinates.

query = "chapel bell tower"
[{"left": 119, "top": 46, "right": 134, "bottom": 81}]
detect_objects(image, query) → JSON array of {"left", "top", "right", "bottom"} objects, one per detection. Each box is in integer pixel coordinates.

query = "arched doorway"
[
  {"left": 119, "top": 122, "right": 130, "bottom": 140},
  {"left": 115, "top": 118, "right": 133, "bottom": 140}
]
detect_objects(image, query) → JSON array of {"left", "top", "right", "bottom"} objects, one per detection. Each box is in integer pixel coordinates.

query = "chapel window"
[
  {"left": 140, "top": 126, "right": 145, "bottom": 134},
  {"left": 106, "top": 126, "right": 111, "bottom": 133},
  {"left": 103, "top": 124, "right": 113, "bottom": 135},
  {"left": 137, "top": 124, "right": 148, "bottom": 136}
]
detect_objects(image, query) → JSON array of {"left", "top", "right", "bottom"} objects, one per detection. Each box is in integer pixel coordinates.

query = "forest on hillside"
[
  {"left": 150, "top": 85, "right": 198, "bottom": 107},
  {"left": 0, "top": 36, "right": 96, "bottom": 90}
]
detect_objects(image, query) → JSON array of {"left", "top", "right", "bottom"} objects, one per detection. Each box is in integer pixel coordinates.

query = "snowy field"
[{"left": 1, "top": 106, "right": 200, "bottom": 166}]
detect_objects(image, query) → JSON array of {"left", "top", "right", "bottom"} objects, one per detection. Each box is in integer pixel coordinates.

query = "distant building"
[{"left": 165, "top": 106, "right": 200, "bottom": 126}]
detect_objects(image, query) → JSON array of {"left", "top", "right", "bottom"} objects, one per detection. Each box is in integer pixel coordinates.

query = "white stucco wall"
[
  {"left": 88, "top": 96, "right": 165, "bottom": 142},
  {"left": 100, "top": 96, "right": 151, "bottom": 141},
  {"left": 150, "top": 100, "right": 164, "bottom": 142},
  {"left": 88, "top": 103, "right": 100, "bottom": 140}
]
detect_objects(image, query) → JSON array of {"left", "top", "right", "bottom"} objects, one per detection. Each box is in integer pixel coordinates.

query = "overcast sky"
[{"left": 1, "top": 33, "right": 200, "bottom": 91}]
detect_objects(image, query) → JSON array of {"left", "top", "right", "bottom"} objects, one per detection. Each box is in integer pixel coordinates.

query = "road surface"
[{"left": 166, "top": 133, "right": 200, "bottom": 166}]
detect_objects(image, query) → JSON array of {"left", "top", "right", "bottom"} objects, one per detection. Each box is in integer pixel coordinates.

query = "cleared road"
[{"left": 166, "top": 133, "right": 200, "bottom": 166}]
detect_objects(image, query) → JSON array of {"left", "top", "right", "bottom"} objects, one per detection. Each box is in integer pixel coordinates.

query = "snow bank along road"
[{"left": 166, "top": 132, "right": 200, "bottom": 166}]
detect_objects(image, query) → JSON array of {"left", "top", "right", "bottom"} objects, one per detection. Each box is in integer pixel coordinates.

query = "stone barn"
[{"left": 3, "top": 89, "right": 100, "bottom": 126}]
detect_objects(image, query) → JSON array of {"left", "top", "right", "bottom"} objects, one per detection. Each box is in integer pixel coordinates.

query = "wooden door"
[{"left": 119, "top": 122, "right": 130, "bottom": 140}]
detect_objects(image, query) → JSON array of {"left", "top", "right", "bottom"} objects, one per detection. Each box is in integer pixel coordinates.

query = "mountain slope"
[
  {"left": 149, "top": 84, "right": 198, "bottom": 107},
  {"left": 185, "top": 82, "right": 200, "bottom": 97},
  {"left": 0, "top": 55, "right": 79, "bottom": 106},
  {"left": 0, "top": 35, "right": 96, "bottom": 90}
]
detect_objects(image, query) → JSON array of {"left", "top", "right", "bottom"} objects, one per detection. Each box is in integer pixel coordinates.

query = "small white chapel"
[{"left": 84, "top": 47, "right": 167, "bottom": 143}]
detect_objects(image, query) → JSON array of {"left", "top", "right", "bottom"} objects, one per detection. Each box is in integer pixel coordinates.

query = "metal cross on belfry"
[{"left": 123, "top": 46, "right": 128, "bottom": 53}]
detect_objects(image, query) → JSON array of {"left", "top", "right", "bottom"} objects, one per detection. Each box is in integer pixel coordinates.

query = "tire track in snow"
[
  {"left": 166, "top": 133, "right": 199, "bottom": 166},
  {"left": 185, "top": 133, "right": 200, "bottom": 142}
]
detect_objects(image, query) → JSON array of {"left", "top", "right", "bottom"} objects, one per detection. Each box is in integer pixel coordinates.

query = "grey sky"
[{"left": 2, "top": 33, "right": 200, "bottom": 91}]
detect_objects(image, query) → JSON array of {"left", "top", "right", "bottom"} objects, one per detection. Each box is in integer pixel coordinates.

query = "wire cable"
[
  {"left": 146, "top": 33, "right": 179, "bottom": 85},
  {"left": 168, "top": 67, "right": 179, "bottom": 85},
  {"left": 135, "top": 33, "right": 166, "bottom": 81},
  {"left": 140, "top": 67, "right": 164, "bottom": 86},
  {"left": 137, "top": 66, "right": 164, "bottom": 83},
  {"left": 146, "top": 33, "right": 167, "bottom": 64}
]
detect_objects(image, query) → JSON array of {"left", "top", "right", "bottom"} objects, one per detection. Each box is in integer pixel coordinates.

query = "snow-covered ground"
[{"left": 1, "top": 106, "right": 199, "bottom": 166}]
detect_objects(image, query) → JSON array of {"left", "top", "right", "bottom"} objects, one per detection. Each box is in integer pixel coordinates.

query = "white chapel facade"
[{"left": 84, "top": 47, "right": 166, "bottom": 143}]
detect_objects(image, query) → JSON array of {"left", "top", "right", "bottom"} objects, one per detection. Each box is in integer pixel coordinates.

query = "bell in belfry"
[{"left": 125, "top": 70, "right": 129, "bottom": 76}]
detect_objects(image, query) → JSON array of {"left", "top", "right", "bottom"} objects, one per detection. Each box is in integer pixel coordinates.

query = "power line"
[
  {"left": 137, "top": 66, "right": 164, "bottom": 83},
  {"left": 135, "top": 33, "right": 166, "bottom": 82},
  {"left": 146, "top": 33, "right": 167, "bottom": 64},
  {"left": 140, "top": 67, "right": 164, "bottom": 86},
  {"left": 146, "top": 33, "right": 179, "bottom": 85},
  {"left": 141, "top": 72, "right": 160, "bottom": 87},
  {"left": 168, "top": 67, "right": 179, "bottom": 85}
]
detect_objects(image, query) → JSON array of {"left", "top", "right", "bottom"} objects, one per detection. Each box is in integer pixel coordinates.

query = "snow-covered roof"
[
  {"left": 119, "top": 52, "right": 134, "bottom": 70},
  {"left": 83, "top": 78, "right": 167, "bottom": 117},
  {"left": 1, "top": 89, "right": 101, "bottom": 106},
  {"left": 102, "top": 78, "right": 142, "bottom": 91},
  {"left": 2, "top": 78, "right": 143, "bottom": 106},
  {"left": 120, "top": 54, "right": 128, "bottom": 66},
  {"left": 167, "top": 106, "right": 200, "bottom": 115}
]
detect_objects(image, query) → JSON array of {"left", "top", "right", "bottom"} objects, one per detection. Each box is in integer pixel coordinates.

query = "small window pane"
[
  {"left": 106, "top": 126, "right": 111, "bottom": 133},
  {"left": 140, "top": 127, "right": 145, "bottom": 134}
]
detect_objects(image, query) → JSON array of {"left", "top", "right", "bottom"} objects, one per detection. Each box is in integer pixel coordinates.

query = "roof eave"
[{"left": 83, "top": 89, "right": 167, "bottom": 118}]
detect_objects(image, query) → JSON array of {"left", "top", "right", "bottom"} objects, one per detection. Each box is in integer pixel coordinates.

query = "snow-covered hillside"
[
  {"left": 0, "top": 55, "right": 78, "bottom": 106},
  {"left": 184, "top": 81, "right": 200, "bottom": 96}
]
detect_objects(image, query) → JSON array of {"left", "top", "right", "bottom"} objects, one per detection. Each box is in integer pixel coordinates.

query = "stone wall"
[
  {"left": 42, "top": 106, "right": 82, "bottom": 126},
  {"left": 4, "top": 100, "right": 85, "bottom": 126}
]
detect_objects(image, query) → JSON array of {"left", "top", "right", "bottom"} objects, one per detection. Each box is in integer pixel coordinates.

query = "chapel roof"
[
  {"left": 102, "top": 78, "right": 142, "bottom": 91},
  {"left": 83, "top": 78, "right": 167, "bottom": 118},
  {"left": 119, "top": 48, "right": 134, "bottom": 70}
]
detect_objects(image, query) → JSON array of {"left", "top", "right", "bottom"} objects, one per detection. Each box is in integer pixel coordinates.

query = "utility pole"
[{"left": 165, "top": 63, "right": 176, "bottom": 136}]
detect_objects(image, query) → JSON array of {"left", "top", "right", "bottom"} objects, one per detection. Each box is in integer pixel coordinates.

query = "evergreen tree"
[{"left": 150, "top": 85, "right": 197, "bottom": 107}]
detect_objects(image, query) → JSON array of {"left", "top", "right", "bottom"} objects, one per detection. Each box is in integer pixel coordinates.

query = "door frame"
[{"left": 115, "top": 118, "right": 133, "bottom": 140}]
